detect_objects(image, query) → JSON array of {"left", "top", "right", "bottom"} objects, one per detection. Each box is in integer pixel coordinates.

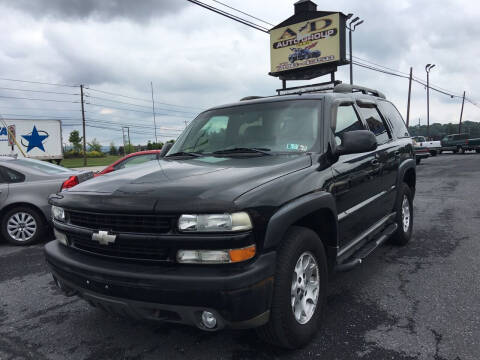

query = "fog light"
[{"left": 201, "top": 311, "right": 217, "bottom": 329}]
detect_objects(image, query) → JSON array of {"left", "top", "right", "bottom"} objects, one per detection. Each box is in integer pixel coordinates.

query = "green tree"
[
  {"left": 88, "top": 138, "right": 102, "bottom": 153},
  {"left": 109, "top": 142, "right": 117, "bottom": 155},
  {"left": 68, "top": 130, "right": 83, "bottom": 152}
]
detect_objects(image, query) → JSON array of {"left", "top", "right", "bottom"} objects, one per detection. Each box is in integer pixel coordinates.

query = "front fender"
[{"left": 263, "top": 191, "right": 337, "bottom": 250}]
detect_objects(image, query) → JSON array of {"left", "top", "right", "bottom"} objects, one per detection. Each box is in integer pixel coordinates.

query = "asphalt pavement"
[{"left": 0, "top": 154, "right": 478, "bottom": 360}]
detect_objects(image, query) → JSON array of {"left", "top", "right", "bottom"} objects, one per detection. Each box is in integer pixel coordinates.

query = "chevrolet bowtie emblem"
[{"left": 92, "top": 231, "right": 116, "bottom": 245}]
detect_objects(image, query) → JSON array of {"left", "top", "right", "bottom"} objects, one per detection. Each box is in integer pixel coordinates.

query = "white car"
[{"left": 412, "top": 136, "right": 441, "bottom": 156}]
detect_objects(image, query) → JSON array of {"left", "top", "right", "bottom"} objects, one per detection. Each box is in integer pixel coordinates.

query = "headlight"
[
  {"left": 177, "top": 245, "right": 256, "bottom": 264},
  {"left": 178, "top": 212, "right": 252, "bottom": 232},
  {"left": 51, "top": 206, "right": 65, "bottom": 222}
]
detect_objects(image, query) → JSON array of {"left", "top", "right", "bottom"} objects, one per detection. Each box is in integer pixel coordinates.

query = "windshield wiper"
[
  {"left": 165, "top": 151, "right": 203, "bottom": 158},
  {"left": 212, "top": 147, "right": 272, "bottom": 156}
]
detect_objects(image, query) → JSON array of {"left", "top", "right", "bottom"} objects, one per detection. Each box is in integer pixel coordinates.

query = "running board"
[{"left": 336, "top": 223, "right": 398, "bottom": 272}]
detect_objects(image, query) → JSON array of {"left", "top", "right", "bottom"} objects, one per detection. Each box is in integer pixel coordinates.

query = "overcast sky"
[{"left": 0, "top": 0, "right": 479, "bottom": 145}]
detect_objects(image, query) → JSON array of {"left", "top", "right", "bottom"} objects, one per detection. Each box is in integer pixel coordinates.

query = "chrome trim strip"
[
  {"left": 338, "top": 190, "right": 388, "bottom": 222},
  {"left": 337, "top": 212, "right": 396, "bottom": 258}
]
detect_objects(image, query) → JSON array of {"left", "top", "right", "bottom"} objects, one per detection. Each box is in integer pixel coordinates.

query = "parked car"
[
  {"left": 0, "top": 157, "right": 93, "bottom": 245},
  {"left": 412, "top": 136, "right": 441, "bottom": 156},
  {"left": 412, "top": 139, "right": 430, "bottom": 164},
  {"left": 440, "top": 133, "right": 480, "bottom": 154},
  {"left": 45, "top": 84, "right": 416, "bottom": 349},
  {"left": 95, "top": 150, "right": 161, "bottom": 176}
]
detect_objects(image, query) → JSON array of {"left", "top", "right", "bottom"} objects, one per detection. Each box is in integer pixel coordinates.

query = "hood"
[{"left": 52, "top": 154, "right": 312, "bottom": 213}]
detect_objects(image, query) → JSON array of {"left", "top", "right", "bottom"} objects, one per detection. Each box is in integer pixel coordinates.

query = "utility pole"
[
  {"left": 150, "top": 81, "right": 158, "bottom": 144},
  {"left": 80, "top": 85, "right": 87, "bottom": 166},
  {"left": 459, "top": 91, "right": 465, "bottom": 133},
  {"left": 121, "top": 127, "right": 127, "bottom": 156},
  {"left": 406, "top": 67, "right": 413, "bottom": 127},
  {"left": 127, "top": 126, "right": 131, "bottom": 150},
  {"left": 425, "top": 64, "right": 435, "bottom": 138}
]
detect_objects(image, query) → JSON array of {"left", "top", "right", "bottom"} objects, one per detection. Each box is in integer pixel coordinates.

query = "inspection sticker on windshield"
[{"left": 287, "top": 144, "right": 307, "bottom": 151}]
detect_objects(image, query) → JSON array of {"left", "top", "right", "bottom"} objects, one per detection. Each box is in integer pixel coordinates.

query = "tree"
[
  {"left": 109, "top": 142, "right": 117, "bottom": 155},
  {"left": 88, "top": 138, "right": 102, "bottom": 153},
  {"left": 68, "top": 130, "right": 83, "bottom": 152}
]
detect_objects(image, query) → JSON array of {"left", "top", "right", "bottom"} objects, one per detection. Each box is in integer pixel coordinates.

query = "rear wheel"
[
  {"left": 457, "top": 146, "right": 464, "bottom": 154},
  {"left": 416, "top": 157, "right": 421, "bottom": 165},
  {"left": 390, "top": 184, "right": 413, "bottom": 246},
  {"left": 256, "top": 226, "right": 327, "bottom": 349},
  {"left": 429, "top": 150, "right": 437, "bottom": 156},
  {"left": 1, "top": 206, "right": 44, "bottom": 246}
]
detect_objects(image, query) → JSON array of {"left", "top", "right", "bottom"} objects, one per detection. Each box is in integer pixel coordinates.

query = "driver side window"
[{"left": 335, "top": 105, "right": 364, "bottom": 145}]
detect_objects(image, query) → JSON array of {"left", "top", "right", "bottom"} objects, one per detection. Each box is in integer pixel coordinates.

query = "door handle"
[{"left": 370, "top": 159, "right": 379, "bottom": 166}]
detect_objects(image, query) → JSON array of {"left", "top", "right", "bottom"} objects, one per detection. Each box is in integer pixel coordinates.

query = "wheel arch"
[
  {"left": 0, "top": 202, "right": 48, "bottom": 225},
  {"left": 264, "top": 192, "right": 338, "bottom": 269},
  {"left": 397, "top": 159, "right": 416, "bottom": 199}
]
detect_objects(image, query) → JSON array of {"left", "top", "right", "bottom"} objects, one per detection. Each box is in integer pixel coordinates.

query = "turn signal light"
[
  {"left": 61, "top": 176, "right": 79, "bottom": 191},
  {"left": 229, "top": 245, "right": 256, "bottom": 263}
]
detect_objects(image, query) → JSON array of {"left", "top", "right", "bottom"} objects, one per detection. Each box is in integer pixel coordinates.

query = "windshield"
[
  {"left": 15, "top": 158, "right": 72, "bottom": 174},
  {"left": 169, "top": 100, "right": 320, "bottom": 155}
]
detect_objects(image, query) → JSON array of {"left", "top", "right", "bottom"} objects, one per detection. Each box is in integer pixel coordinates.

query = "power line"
[
  {"left": 211, "top": 0, "right": 274, "bottom": 27},
  {"left": 86, "top": 117, "right": 183, "bottom": 132},
  {"left": 86, "top": 86, "right": 203, "bottom": 110},
  {"left": 186, "top": 0, "right": 269, "bottom": 33},
  {"left": 85, "top": 102, "right": 195, "bottom": 117},
  {"left": 0, "top": 86, "right": 78, "bottom": 96},
  {"left": 0, "top": 95, "right": 79, "bottom": 103},
  {"left": 0, "top": 77, "right": 76, "bottom": 88}
]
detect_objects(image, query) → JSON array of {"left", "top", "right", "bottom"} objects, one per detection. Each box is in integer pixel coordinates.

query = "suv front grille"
[
  {"left": 67, "top": 210, "right": 175, "bottom": 234},
  {"left": 68, "top": 233, "right": 171, "bottom": 261}
]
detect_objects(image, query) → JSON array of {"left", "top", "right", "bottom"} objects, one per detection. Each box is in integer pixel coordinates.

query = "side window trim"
[{"left": 357, "top": 103, "right": 393, "bottom": 144}]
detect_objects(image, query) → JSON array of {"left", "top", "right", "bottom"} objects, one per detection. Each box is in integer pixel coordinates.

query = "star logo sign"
[{"left": 21, "top": 126, "right": 49, "bottom": 152}]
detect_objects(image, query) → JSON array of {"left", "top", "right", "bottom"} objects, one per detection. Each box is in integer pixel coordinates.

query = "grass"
[{"left": 60, "top": 155, "right": 122, "bottom": 168}]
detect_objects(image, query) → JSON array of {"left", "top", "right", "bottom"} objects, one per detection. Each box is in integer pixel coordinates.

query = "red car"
[{"left": 96, "top": 150, "right": 161, "bottom": 176}]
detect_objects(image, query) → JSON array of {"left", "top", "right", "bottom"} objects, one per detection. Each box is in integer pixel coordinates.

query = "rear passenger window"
[
  {"left": 358, "top": 105, "right": 391, "bottom": 145},
  {"left": 335, "top": 105, "right": 364, "bottom": 145},
  {"left": 379, "top": 101, "right": 410, "bottom": 138},
  {"left": 0, "top": 166, "right": 25, "bottom": 183}
]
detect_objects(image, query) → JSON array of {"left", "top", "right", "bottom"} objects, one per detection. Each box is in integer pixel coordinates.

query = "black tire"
[
  {"left": 416, "top": 157, "right": 421, "bottom": 165},
  {"left": 438, "top": 150, "right": 443, "bottom": 154},
  {"left": 256, "top": 226, "right": 328, "bottom": 349},
  {"left": 476, "top": 149, "right": 480, "bottom": 154},
  {"left": 390, "top": 184, "right": 413, "bottom": 246},
  {"left": 429, "top": 150, "right": 437, "bottom": 156},
  {"left": 1, "top": 206, "right": 45, "bottom": 246},
  {"left": 457, "top": 146, "right": 464, "bottom": 154}
]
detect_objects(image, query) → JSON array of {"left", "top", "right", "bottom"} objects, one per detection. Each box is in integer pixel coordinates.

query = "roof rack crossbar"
[{"left": 333, "top": 84, "right": 386, "bottom": 99}]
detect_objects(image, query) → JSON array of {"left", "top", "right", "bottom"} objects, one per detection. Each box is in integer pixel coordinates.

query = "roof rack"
[
  {"left": 333, "top": 84, "right": 386, "bottom": 99},
  {"left": 276, "top": 80, "right": 342, "bottom": 96}
]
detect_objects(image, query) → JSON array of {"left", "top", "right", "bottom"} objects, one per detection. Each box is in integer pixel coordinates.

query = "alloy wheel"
[
  {"left": 291, "top": 251, "right": 319, "bottom": 325},
  {"left": 7, "top": 212, "right": 37, "bottom": 242}
]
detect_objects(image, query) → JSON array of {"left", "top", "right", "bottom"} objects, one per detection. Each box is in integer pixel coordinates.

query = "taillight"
[{"left": 61, "top": 176, "right": 79, "bottom": 190}]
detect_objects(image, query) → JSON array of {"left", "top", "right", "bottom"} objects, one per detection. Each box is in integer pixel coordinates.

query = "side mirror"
[
  {"left": 336, "top": 130, "right": 377, "bottom": 156},
  {"left": 158, "top": 142, "right": 173, "bottom": 158}
]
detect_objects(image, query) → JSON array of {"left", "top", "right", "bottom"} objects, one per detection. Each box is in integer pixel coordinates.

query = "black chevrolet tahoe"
[{"left": 45, "top": 84, "right": 416, "bottom": 349}]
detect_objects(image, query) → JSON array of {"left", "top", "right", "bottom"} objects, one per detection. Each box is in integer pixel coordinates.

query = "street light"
[
  {"left": 425, "top": 64, "right": 436, "bottom": 137},
  {"left": 347, "top": 16, "right": 364, "bottom": 85}
]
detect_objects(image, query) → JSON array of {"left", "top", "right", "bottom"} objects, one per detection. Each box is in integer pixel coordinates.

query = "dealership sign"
[{"left": 268, "top": 1, "right": 347, "bottom": 81}]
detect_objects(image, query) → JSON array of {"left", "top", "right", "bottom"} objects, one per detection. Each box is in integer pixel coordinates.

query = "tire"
[
  {"left": 457, "top": 146, "right": 464, "bottom": 154},
  {"left": 390, "top": 184, "right": 413, "bottom": 246},
  {"left": 429, "top": 150, "right": 437, "bottom": 156},
  {"left": 256, "top": 226, "right": 328, "bottom": 349},
  {"left": 476, "top": 149, "right": 480, "bottom": 154},
  {"left": 416, "top": 157, "right": 421, "bottom": 165},
  {"left": 1, "top": 206, "right": 44, "bottom": 246},
  {"left": 438, "top": 150, "right": 443, "bottom": 154}
]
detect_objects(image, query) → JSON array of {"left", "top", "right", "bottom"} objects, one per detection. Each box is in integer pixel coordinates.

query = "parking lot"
[{"left": 0, "top": 154, "right": 478, "bottom": 360}]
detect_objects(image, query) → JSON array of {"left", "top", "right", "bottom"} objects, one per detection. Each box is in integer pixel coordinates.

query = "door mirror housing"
[
  {"left": 159, "top": 142, "right": 173, "bottom": 158},
  {"left": 335, "top": 130, "right": 377, "bottom": 156}
]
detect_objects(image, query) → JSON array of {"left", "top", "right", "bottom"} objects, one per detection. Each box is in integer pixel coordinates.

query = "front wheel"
[
  {"left": 256, "top": 226, "right": 328, "bottom": 349},
  {"left": 416, "top": 157, "right": 421, "bottom": 165},
  {"left": 390, "top": 184, "right": 413, "bottom": 246},
  {"left": 1, "top": 206, "right": 44, "bottom": 245},
  {"left": 457, "top": 146, "right": 464, "bottom": 154}
]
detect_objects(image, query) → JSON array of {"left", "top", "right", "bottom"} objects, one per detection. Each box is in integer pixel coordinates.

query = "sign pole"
[{"left": 349, "top": 28, "right": 353, "bottom": 85}]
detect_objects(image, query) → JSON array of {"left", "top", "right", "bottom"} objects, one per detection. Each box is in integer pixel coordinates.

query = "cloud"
[{"left": 0, "top": 0, "right": 188, "bottom": 22}]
